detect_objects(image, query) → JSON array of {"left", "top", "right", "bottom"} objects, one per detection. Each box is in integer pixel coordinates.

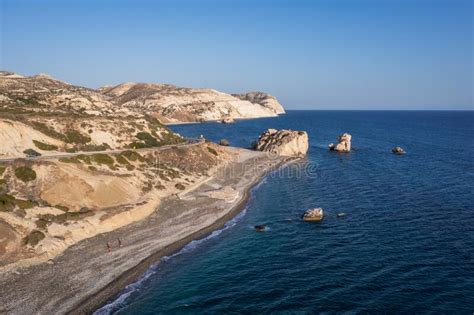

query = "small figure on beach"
[
  {"left": 118, "top": 238, "right": 122, "bottom": 247},
  {"left": 106, "top": 242, "right": 111, "bottom": 253}
]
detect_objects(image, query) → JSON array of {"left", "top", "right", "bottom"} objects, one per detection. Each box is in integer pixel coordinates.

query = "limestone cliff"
[{"left": 232, "top": 92, "right": 285, "bottom": 115}]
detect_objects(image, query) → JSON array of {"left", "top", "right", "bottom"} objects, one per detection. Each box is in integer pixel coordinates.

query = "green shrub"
[
  {"left": 128, "top": 141, "right": 148, "bottom": 149},
  {"left": 0, "top": 194, "right": 16, "bottom": 212},
  {"left": 82, "top": 143, "right": 111, "bottom": 152},
  {"left": 91, "top": 153, "right": 114, "bottom": 165},
  {"left": 23, "top": 230, "right": 45, "bottom": 246},
  {"left": 121, "top": 150, "right": 145, "bottom": 162},
  {"left": 207, "top": 147, "right": 218, "bottom": 156},
  {"left": 31, "top": 122, "right": 64, "bottom": 141},
  {"left": 35, "top": 219, "right": 49, "bottom": 230},
  {"left": 55, "top": 204, "right": 69, "bottom": 212},
  {"left": 88, "top": 166, "right": 97, "bottom": 172},
  {"left": 0, "top": 179, "right": 7, "bottom": 192},
  {"left": 115, "top": 155, "right": 130, "bottom": 165},
  {"left": 14, "top": 167, "right": 37, "bottom": 182},
  {"left": 15, "top": 199, "right": 38, "bottom": 209},
  {"left": 23, "top": 148, "right": 41, "bottom": 157},
  {"left": 65, "top": 147, "right": 77, "bottom": 153},
  {"left": 64, "top": 130, "right": 91, "bottom": 144},
  {"left": 76, "top": 154, "right": 91, "bottom": 164},
  {"left": 33, "top": 140, "right": 58, "bottom": 151},
  {"left": 126, "top": 164, "right": 135, "bottom": 171},
  {"left": 158, "top": 131, "right": 185, "bottom": 146},
  {"left": 59, "top": 157, "right": 80, "bottom": 163},
  {"left": 175, "top": 183, "right": 186, "bottom": 190},
  {"left": 136, "top": 132, "right": 159, "bottom": 147},
  {"left": 0, "top": 166, "right": 5, "bottom": 176}
]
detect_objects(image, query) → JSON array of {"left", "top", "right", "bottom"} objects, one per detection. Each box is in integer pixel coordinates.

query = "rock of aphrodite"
[
  {"left": 255, "top": 129, "right": 309, "bottom": 157},
  {"left": 328, "top": 133, "right": 352, "bottom": 152},
  {"left": 392, "top": 146, "right": 406, "bottom": 155},
  {"left": 302, "top": 208, "right": 324, "bottom": 222}
]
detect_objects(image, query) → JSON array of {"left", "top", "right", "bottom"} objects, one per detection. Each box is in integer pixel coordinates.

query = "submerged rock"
[
  {"left": 255, "top": 129, "right": 309, "bottom": 157},
  {"left": 392, "top": 146, "right": 406, "bottom": 155},
  {"left": 328, "top": 133, "right": 352, "bottom": 152},
  {"left": 302, "top": 208, "right": 324, "bottom": 222},
  {"left": 254, "top": 224, "right": 266, "bottom": 232}
]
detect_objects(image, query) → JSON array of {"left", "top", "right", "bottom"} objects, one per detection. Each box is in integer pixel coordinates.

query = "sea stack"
[
  {"left": 254, "top": 129, "right": 309, "bottom": 157},
  {"left": 328, "top": 133, "right": 352, "bottom": 152},
  {"left": 302, "top": 208, "right": 324, "bottom": 222}
]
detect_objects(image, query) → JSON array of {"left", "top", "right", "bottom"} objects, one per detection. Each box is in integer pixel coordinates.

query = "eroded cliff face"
[
  {"left": 255, "top": 129, "right": 309, "bottom": 157},
  {"left": 100, "top": 83, "right": 285, "bottom": 123},
  {"left": 232, "top": 92, "right": 285, "bottom": 115},
  {"left": 0, "top": 71, "right": 285, "bottom": 124}
]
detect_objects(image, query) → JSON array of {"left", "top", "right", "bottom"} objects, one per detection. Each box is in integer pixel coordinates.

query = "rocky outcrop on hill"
[
  {"left": 328, "top": 133, "right": 352, "bottom": 152},
  {"left": 232, "top": 92, "right": 285, "bottom": 115},
  {"left": 255, "top": 129, "right": 309, "bottom": 157}
]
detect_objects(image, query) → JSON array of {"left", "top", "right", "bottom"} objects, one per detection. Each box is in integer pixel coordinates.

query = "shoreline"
[
  {"left": 0, "top": 149, "right": 291, "bottom": 314},
  {"left": 75, "top": 156, "right": 291, "bottom": 314}
]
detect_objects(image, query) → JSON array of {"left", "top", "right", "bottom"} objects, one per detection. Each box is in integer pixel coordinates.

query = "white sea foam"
[{"left": 93, "top": 208, "right": 248, "bottom": 315}]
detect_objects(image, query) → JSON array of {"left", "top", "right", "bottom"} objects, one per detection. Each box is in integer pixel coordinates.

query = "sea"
[{"left": 96, "top": 110, "right": 474, "bottom": 314}]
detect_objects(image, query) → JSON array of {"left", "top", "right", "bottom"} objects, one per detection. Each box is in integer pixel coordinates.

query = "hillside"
[
  {"left": 0, "top": 71, "right": 285, "bottom": 124},
  {"left": 99, "top": 82, "right": 284, "bottom": 123}
]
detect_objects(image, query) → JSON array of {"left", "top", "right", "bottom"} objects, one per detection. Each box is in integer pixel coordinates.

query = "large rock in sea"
[
  {"left": 255, "top": 129, "right": 309, "bottom": 157},
  {"left": 328, "top": 133, "right": 352, "bottom": 152},
  {"left": 302, "top": 208, "right": 324, "bottom": 222}
]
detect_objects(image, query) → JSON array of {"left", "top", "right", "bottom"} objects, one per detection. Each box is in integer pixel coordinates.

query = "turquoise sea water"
[{"left": 97, "top": 111, "right": 474, "bottom": 314}]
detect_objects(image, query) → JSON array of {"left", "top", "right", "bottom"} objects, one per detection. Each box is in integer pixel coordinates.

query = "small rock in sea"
[
  {"left": 254, "top": 224, "right": 266, "bottom": 232},
  {"left": 302, "top": 208, "right": 324, "bottom": 222},
  {"left": 392, "top": 146, "right": 406, "bottom": 155},
  {"left": 337, "top": 213, "right": 346, "bottom": 218},
  {"left": 328, "top": 133, "right": 352, "bottom": 152}
]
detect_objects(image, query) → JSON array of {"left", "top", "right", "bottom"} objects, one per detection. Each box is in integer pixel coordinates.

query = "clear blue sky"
[{"left": 1, "top": 0, "right": 472, "bottom": 109}]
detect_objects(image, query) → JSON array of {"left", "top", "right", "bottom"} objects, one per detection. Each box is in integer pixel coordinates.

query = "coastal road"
[{"left": 0, "top": 138, "right": 205, "bottom": 163}]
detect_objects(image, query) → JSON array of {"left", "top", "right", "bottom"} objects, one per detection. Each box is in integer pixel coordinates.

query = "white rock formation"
[
  {"left": 328, "top": 133, "right": 352, "bottom": 152},
  {"left": 99, "top": 83, "right": 285, "bottom": 123},
  {"left": 302, "top": 208, "right": 324, "bottom": 222},
  {"left": 255, "top": 129, "right": 309, "bottom": 157},
  {"left": 232, "top": 92, "right": 285, "bottom": 115}
]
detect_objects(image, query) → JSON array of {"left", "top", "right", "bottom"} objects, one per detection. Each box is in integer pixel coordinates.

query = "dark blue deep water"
[{"left": 102, "top": 111, "right": 474, "bottom": 314}]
